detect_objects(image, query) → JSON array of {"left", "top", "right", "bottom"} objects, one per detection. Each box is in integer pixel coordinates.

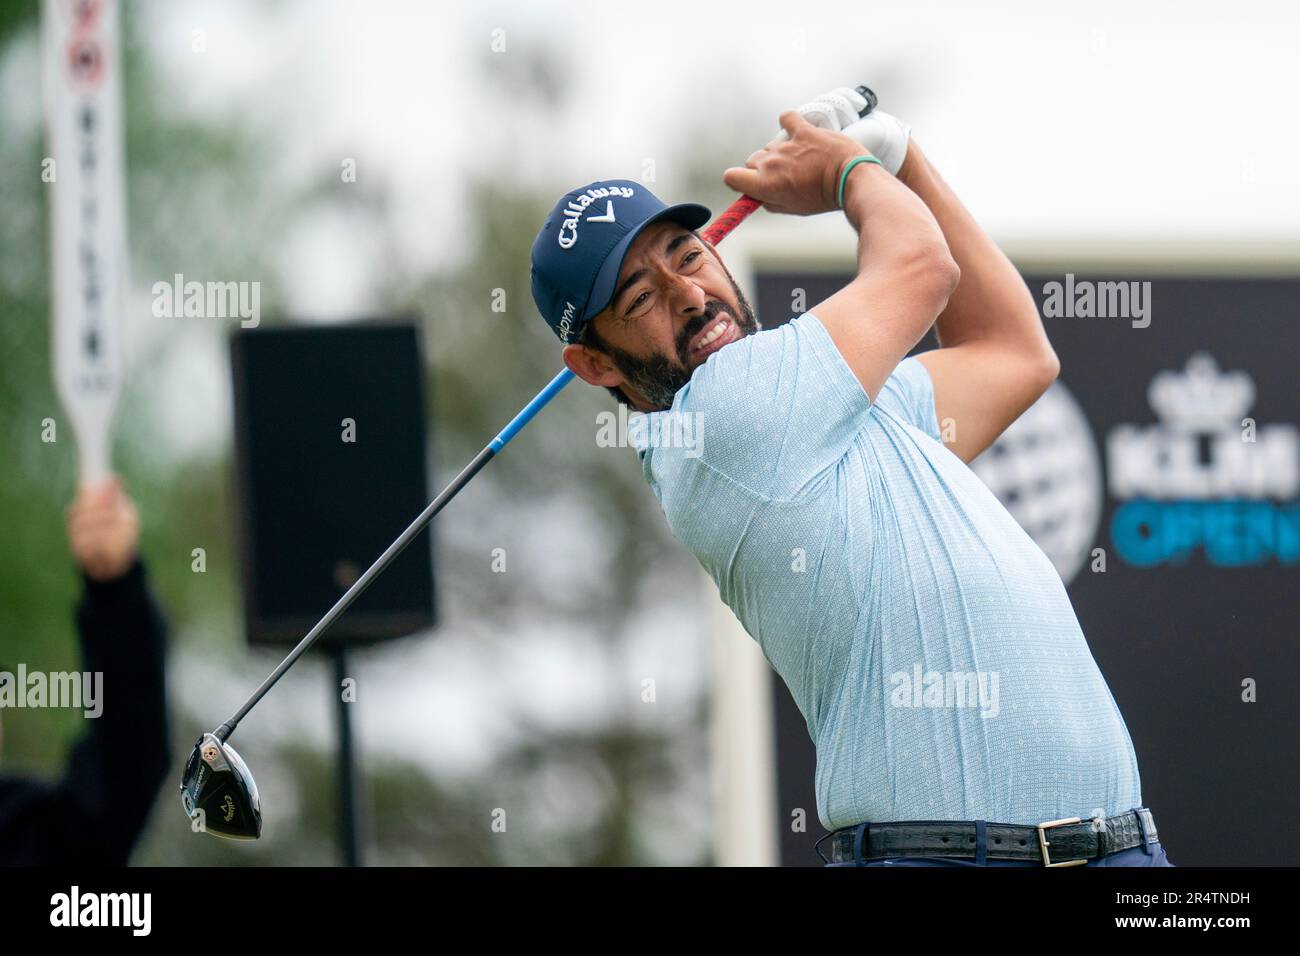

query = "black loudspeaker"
[{"left": 229, "top": 321, "right": 435, "bottom": 646}]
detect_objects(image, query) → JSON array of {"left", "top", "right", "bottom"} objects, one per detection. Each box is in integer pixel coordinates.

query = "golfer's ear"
[{"left": 562, "top": 342, "right": 622, "bottom": 389}]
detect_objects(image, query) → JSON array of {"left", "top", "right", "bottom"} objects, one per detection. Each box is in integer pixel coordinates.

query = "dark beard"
[{"left": 590, "top": 275, "right": 760, "bottom": 410}]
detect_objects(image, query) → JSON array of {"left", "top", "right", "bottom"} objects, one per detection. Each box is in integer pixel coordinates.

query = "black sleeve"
[{"left": 0, "top": 559, "right": 171, "bottom": 866}]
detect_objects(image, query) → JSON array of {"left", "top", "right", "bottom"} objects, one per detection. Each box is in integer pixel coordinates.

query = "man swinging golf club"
[{"left": 529, "top": 90, "right": 1172, "bottom": 867}]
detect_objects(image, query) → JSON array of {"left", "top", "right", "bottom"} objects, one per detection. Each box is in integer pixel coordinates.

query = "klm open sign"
[{"left": 1105, "top": 350, "right": 1298, "bottom": 567}]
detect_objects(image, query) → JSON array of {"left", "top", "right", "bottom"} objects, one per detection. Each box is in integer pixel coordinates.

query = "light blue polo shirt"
[{"left": 631, "top": 312, "right": 1142, "bottom": 830}]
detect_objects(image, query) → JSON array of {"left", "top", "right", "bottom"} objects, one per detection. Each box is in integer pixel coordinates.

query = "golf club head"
[{"left": 180, "top": 732, "right": 262, "bottom": 840}]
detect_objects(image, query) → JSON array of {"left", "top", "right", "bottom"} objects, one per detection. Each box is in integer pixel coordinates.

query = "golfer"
[{"left": 530, "top": 106, "right": 1171, "bottom": 867}]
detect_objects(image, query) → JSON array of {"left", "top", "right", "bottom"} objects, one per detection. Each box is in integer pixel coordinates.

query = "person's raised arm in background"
[{"left": 0, "top": 477, "right": 170, "bottom": 866}]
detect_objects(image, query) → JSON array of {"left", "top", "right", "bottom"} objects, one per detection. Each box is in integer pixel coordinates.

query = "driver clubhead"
[{"left": 180, "top": 733, "right": 262, "bottom": 840}]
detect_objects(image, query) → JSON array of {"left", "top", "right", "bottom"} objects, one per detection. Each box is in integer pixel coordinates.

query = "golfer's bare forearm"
[
  {"left": 811, "top": 159, "right": 959, "bottom": 399},
  {"left": 840, "top": 157, "right": 960, "bottom": 343},
  {"left": 842, "top": 158, "right": 955, "bottom": 288},
  {"left": 897, "top": 141, "right": 1053, "bottom": 362}
]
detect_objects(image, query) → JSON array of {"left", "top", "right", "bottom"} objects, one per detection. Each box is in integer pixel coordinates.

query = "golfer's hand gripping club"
[
  {"left": 710, "top": 83, "right": 881, "bottom": 235},
  {"left": 789, "top": 84, "right": 910, "bottom": 175}
]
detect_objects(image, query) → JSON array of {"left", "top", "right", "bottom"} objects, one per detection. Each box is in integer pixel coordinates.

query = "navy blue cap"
[{"left": 530, "top": 180, "right": 711, "bottom": 343}]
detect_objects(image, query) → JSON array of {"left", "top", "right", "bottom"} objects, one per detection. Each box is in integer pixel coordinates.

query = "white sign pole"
[{"left": 43, "top": 0, "right": 128, "bottom": 484}]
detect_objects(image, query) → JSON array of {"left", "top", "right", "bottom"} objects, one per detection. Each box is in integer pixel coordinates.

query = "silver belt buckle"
[{"left": 1036, "top": 817, "right": 1088, "bottom": 867}]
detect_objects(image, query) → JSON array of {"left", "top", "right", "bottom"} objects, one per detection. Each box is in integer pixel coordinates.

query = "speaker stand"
[{"left": 332, "top": 644, "right": 364, "bottom": 866}]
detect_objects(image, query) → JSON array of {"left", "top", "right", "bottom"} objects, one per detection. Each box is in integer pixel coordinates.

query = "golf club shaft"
[{"left": 212, "top": 87, "right": 879, "bottom": 741}]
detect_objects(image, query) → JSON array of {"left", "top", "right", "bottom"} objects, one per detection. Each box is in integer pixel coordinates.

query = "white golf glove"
[{"left": 789, "top": 86, "right": 912, "bottom": 176}]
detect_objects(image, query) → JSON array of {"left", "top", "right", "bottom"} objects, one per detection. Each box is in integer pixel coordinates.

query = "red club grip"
[{"left": 702, "top": 195, "right": 761, "bottom": 245}]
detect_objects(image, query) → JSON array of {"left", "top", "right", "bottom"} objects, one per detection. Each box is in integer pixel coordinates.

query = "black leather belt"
[{"left": 820, "top": 807, "right": 1159, "bottom": 866}]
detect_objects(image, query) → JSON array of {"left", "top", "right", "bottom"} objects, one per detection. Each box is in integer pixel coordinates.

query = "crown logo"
[{"left": 1148, "top": 352, "right": 1254, "bottom": 430}]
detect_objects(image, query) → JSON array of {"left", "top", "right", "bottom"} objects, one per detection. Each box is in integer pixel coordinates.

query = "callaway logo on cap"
[{"left": 530, "top": 179, "right": 711, "bottom": 343}]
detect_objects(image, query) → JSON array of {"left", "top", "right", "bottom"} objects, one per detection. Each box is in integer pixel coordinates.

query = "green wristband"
[{"left": 837, "top": 155, "right": 883, "bottom": 209}]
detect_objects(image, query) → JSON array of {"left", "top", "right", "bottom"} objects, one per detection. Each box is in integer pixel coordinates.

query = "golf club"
[{"left": 180, "top": 85, "right": 879, "bottom": 841}]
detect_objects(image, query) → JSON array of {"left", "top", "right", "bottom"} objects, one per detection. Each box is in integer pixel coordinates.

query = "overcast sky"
[{"left": 146, "top": 0, "right": 1300, "bottom": 256}]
